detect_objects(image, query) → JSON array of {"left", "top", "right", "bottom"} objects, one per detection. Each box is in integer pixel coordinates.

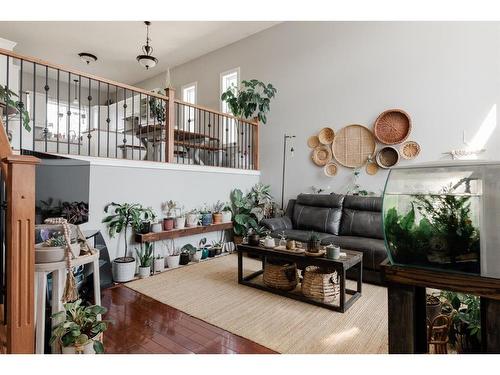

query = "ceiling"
[{"left": 0, "top": 21, "right": 279, "bottom": 85}]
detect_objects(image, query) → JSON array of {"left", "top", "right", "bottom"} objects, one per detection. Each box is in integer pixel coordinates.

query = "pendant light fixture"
[
  {"left": 136, "top": 21, "right": 158, "bottom": 70},
  {"left": 78, "top": 52, "right": 97, "bottom": 65}
]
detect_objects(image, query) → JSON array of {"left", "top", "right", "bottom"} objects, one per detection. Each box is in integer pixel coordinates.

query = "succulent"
[{"left": 43, "top": 234, "right": 67, "bottom": 247}]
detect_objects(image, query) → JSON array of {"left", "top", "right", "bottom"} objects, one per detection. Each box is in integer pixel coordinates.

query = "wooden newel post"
[
  {"left": 252, "top": 118, "right": 259, "bottom": 170},
  {"left": 165, "top": 88, "right": 176, "bottom": 163},
  {"left": 4, "top": 155, "right": 40, "bottom": 354}
]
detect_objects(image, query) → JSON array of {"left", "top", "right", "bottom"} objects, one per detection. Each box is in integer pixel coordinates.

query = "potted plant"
[
  {"left": 151, "top": 220, "right": 163, "bottom": 233},
  {"left": 175, "top": 206, "right": 186, "bottom": 229},
  {"left": 103, "top": 202, "right": 154, "bottom": 282},
  {"left": 180, "top": 244, "right": 193, "bottom": 265},
  {"left": 221, "top": 79, "right": 277, "bottom": 124},
  {"left": 307, "top": 232, "right": 321, "bottom": 253},
  {"left": 185, "top": 209, "right": 200, "bottom": 227},
  {"left": 35, "top": 232, "right": 81, "bottom": 264},
  {"left": 200, "top": 204, "right": 213, "bottom": 226},
  {"left": 138, "top": 208, "right": 156, "bottom": 234},
  {"left": 207, "top": 245, "right": 216, "bottom": 258},
  {"left": 166, "top": 246, "right": 181, "bottom": 269},
  {"left": 212, "top": 240, "right": 223, "bottom": 256},
  {"left": 50, "top": 299, "right": 108, "bottom": 354},
  {"left": 162, "top": 200, "right": 177, "bottom": 231},
  {"left": 135, "top": 242, "right": 153, "bottom": 278},
  {"left": 0, "top": 84, "right": 31, "bottom": 132},
  {"left": 154, "top": 253, "right": 165, "bottom": 273},
  {"left": 230, "top": 189, "right": 258, "bottom": 244},
  {"left": 426, "top": 293, "right": 442, "bottom": 324},
  {"left": 60, "top": 201, "right": 89, "bottom": 225},
  {"left": 212, "top": 201, "right": 224, "bottom": 224},
  {"left": 222, "top": 204, "right": 232, "bottom": 223}
]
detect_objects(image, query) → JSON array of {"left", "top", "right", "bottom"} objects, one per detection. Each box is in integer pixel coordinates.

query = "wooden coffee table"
[{"left": 236, "top": 244, "right": 363, "bottom": 313}]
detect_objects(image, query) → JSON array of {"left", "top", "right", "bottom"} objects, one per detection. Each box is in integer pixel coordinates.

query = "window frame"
[
  {"left": 181, "top": 81, "right": 197, "bottom": 105},
  {"left": 219, "top": 67, "right": 240, "bottom": 114}
]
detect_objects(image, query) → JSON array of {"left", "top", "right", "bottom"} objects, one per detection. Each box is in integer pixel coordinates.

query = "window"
[
  {"left": 220, "top": 68, "right": 240, "bottom": 144},
  {"left": 181, "top": 82, "right": 197, "bottom": 131},
  {"left": 46, "top": 99, "right": 88, "bottom": 138}
]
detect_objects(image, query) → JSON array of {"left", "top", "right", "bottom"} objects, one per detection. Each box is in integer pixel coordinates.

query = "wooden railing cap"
[{"left": 2, "top": 155, "right": 41, "bottom": 165}]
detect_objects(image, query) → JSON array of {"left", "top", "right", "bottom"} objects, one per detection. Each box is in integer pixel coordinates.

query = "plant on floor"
[
  {"left": 220, "top": 79, "right": 277, "bottom": 124},
  {"left": 50, "top": 299, "right": 108, "bottom": 354},
  {"left": 0, "top": 84, "right": 31, "bottom": 131},
  {"left": 230, "top": 189, "right": 258, "bottom": 238}
]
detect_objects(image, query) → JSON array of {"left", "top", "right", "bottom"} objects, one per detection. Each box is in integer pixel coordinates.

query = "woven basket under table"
[
  {"left": 263, "top": 260, "right": 299, "bottom": 291},
  {"left": 301, "top": 266, "right": 340, "bottom": 303}
]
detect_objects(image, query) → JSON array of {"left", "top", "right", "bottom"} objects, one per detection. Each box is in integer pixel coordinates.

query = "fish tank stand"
[{"left": 381, "top": 260, "right": 500, "bottom": 353}]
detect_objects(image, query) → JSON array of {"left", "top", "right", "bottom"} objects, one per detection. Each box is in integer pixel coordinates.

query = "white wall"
[
  {"left": 36, "top": 156, "right": 259, "bottom": 260},
  {"left": 136, "top": 22, "right": 500, "bottom": 203}
]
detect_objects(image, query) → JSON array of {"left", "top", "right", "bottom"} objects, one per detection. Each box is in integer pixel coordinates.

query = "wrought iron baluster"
[
  {"left": 131, "top": 91, "right": 135, "bottom": 161},
  {"left": 138, "top": 92, "right": 142, "bottom": 161},
  {"left": 19, "top": 59, "right": 23, "bottom": 150},
  {"left": 87, "top": 78, "right": 92, "bottom": 156},
  {"left": 32, "top": 63, "right": 36, "bottom": 152},
  {"left": 56, "top": 69, "right": 60, "bottom": 154},
  {"left": 97, "top": 81, "right": 100, "bottom": 157},
  {"left": 5, "top": 56, "right": 9, "bottom": 133},
  {"left": 67, "top": 72, "right": 71, "bottom": 154},
  {"left": 106, "top": 83, "right": 110, "bottom": 158},
  {"left": 123, "top": 88, "right": 127, "bottom": 159},
  {"left": 115, "top": 85, "right": 118, "bottom": 158},
  {"left": 44, "top": 66, "right": 49, "bottom": 153},
  {"left": 78, "top": 75, "right": 81, "bottom": 155}
]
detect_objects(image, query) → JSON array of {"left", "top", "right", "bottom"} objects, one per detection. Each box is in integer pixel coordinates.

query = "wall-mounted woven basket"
[
  {"left": 312, "top": 145, "right": 333, "bottom": 166},
  {"left": 318, "top": 127, "right": 335, "bottom": 145},
  {"left": 373, "top": 109, "right": 412, "bottom": 145},
  {"left": 307, "top": 135, "right": 320, "bottom": 148},
  {"left": 324, "top": 162, "right": 338, "bottom": 177},
  {"left": 301, "top": 266, "right": 340, "bottom": 303},
  {"left": 400, "top": 140, "right": 421, "bottom": 160},
  {"left": 332, "top": 124, "right": 376, "bottom": 168},
  {"left": 376, "top": 146, "right": 400, "bottom": 169}
]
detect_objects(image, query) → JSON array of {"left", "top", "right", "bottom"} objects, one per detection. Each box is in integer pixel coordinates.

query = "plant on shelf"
[
  {"left": 60, "top": 201, "right": 89, "bottom": 225},
  {"left": 307, "top": 231, "right": 321, "bottom": 253},
  {"left": 175, "top": 205, "right": 186, "bottom": 229},
  {"left": 162, "top": 200, "right": 177, "bottom": 230},
  {"left": 180, "top": 244, "right": 196, "bottom": 265},
  {"left": 165, "top": 240, "right": 181, "bottom": 269},
  {"left": 220, "top": 79, "right": 277, "bottom": 124},
  {"left": 154, "top": 251, "right": 165, "bottom": 273},
  {"left": 50, "top": 299, "right": 108, "bottom": 354},
  {"left": 0, "top": 84, "right": 31, "bottom": 131},
  {"left": 221, "top": 203, "right": 233, "bottom": 223},
  {"left": 212, "top": 200, "right": 225, "bottom": 224},
  {"left": 440, "top": 291, "right": 481, "bottom": 353},
  {"left": 148, "top": 90, "right": 165, "bottom": 123},
  {"left": 135, "top": 242, "right": 153, "bottom": 278},
  {"left": 102, "top": 202, "right": 155, "bottom": 282},
  {"left": 199, "top": 203, "right": 213, "bottom": 226},
  {"left": 185, "top": 208, "right": 199, "bottom": 227}
]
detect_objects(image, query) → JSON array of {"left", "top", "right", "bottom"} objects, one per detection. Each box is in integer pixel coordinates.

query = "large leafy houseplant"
[
  {"left": 50, "top": 299, "right": 108, "bottom": 354},
  {"left": 220, "top": 79, "right": 277, "bottom": 124},
  {"left": 102, "top": 202, "right": 155, "bottom": 260},
  {"left": 0, "top": 84, "right": 31, "bottom": 131},
  {"left": 148, "top": 90, "right": 165, "bottom": 123}
]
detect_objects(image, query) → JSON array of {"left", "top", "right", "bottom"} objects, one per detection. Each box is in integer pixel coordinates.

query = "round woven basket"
[
  {"left": 312, "top": 145, "right": 333, "bottom": 166},
  {"left": 301, "top": 266, "right": 340, "bottom": 303},
  {"left": 332, "top": 124, "right": 376, "bottom": 168},
  {"left": 263, "top": 261, "right": 298, "bottom": 291},
  {"left": 373, "top": 109, "right": 412, "bottom": 145},
  {"left": 366, "top": 162, "right": 379, "bottom": 175},
  {"left": 400, "top": 140, "right": 421, "bottom": 160},
  {"left": 376, "top": 146, "right": 400, "bottom": 169},
  {"left": 307, "top": 135, "right": 320, "bottom": 148},
  {"left": 324, "top": 162, "right": 338, "bottom": 177},
  {"left": 318, "top": 127, "right": 335, "bottom": 145}
]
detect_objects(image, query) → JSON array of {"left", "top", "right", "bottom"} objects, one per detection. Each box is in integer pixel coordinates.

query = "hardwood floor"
[{"left": 101, "top": 285, "right": 277, "bottom": 354}]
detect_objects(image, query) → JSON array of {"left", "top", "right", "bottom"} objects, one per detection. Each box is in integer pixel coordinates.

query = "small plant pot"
[
  {"left": 151, "top": 223, "right": 163, "bottom": 233},
  {"left": 201, "top": 248, "right": 209, "bottom": 259},
  {"left": 248, "top": 234, "right": 260, "bottom": 246},
  {"left": 201, "top": 213, "right": 212, "bottom": 226},
  {"left": 175, "top": 217, "right": 186, "bottom": 229},
  {"left": 192, "top": 250, "right": 203, "bottom": 262},
  {"left": 212, "top": 213, "right": 223, "bottom": 224},
  {"left": 154, "top": 257, "right": 165, "bottom": 273},
  {"left": 166, "top": 255, "right": 180, "bottom": 269},
  {"left": 112, "top": 257, "right": 137, "bottom": 283},
  {"left": 139, "top": 221, "right": 151, "bottom": 234},
  {"left": 179, "top": 253, "right": 190, "bottom": 265},
  {"left": 207, "top": 248, "right": 216, "bottom": 258},
  {"left": 61, "top": 334, "right": 102, "bottom": 354},
  {"left": 186, "top": 213, "right": 199, "bottom": 227},
  {"left": 307, "top": 240, "right": 321, "bottom": 253},
  {"left": 214, "top": 246, "right": 222, "bottom": 256},
  {"left": 163, "top": 217, "right": 174, "bottom": 231},
  {"left": 138, "top": 266, "right": 151, "bottom": 278},
  {"left": 233, "top": 236, "right": 243, "bottom": 245},
  {"left": 222, "top": 211, "right": 232, "bottom": 223}
]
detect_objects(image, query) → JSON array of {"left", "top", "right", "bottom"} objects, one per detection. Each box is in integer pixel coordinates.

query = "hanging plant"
[{"left": 221, "top": 79, "right": 277, "bottom": 124}]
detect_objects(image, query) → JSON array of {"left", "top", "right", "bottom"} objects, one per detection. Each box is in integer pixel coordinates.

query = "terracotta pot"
[
  {"left": 163, "top": 217, "right": 174, "bottom": 231},
  {"left": 212, "top": 213, "right": 223, "bottom": 224}
]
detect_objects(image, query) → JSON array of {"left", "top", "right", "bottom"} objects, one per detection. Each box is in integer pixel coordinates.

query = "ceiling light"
[
  {"left": 136, "top": 21, "right": 158, "bottom": 70},
  {"left": 78, "top": 52, "right": 97, "bottom": 65}
]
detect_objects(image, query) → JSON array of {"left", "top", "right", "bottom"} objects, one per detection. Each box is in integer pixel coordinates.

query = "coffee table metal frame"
[{"left": 236, "top": 244, "right": 363, "bottom": 313}]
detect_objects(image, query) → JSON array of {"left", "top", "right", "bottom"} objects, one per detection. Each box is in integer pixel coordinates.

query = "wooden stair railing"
[{"left": 0, "top": 119, "right": 39, "bottom": 354}]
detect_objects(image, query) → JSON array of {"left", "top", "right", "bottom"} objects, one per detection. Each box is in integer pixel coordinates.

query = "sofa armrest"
[{"left": 261, "top": 217, "right": 293, "bottom": 232}]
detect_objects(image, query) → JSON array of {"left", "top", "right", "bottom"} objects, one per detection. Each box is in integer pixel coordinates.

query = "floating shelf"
[{"left": 135, "top": 222, "right": 233, "bottom": 243}]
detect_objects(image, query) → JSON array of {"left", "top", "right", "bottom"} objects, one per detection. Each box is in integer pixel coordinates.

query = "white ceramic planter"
[
  {"left": 222, "top": 211, "right": 232, "bottom": 223},
  {"left": 112, "top": 258, "right": 136, "bottom": 282},
  {"left": 35, "top": 242, "right": 81, "bottom": 264},
  {"left": 185, "top": 213, "right": 199, "bottom": 227},
  {"left": 175, "top": 217, "right": 186, "bottom": 229},
  {"left": 166, "top": 255, "right": 180, "bottom": 269},
  {"left": 154, "top": 257, "right": 165, "bottom": 273},
  {"left": 138, "top": 266, "right": 151, "bottom": 278},
  {"left": 151, "top": 223, "right": 163, "bottom": 233},
  {"left": 192, "top": 250, "right": 203, "bottom": 262}
]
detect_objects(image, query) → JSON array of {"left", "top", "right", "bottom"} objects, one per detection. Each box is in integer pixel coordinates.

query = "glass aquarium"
[{"left": 383, "top": 161, "right": 500, "bottom": 278}]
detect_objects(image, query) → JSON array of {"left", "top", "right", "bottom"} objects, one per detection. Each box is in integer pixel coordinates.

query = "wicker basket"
[
  {"left": 263, "top": 260, "right": 298, "bottom": 291},
  {"left": 301, "top": 266, "right": 340, "bottom": 303},
  {"left": 373, "top": 109, "right": 412, "bottom": 145}
]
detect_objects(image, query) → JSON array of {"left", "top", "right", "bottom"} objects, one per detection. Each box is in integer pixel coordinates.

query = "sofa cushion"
[
  {"left": 261, "top": 216, "right": 293, "bottom": 232},
  {"left": 322, "top": 235, "right": 387, "bottom": 271},
  {"left": 292, "top": 193, "right": 344, "bottom": 235},
  {"left": 339, "top": 195, "right": 383, "bottom": 239},
  {"left": 269, "top": 229, "right": 336, "bottom": 245}
]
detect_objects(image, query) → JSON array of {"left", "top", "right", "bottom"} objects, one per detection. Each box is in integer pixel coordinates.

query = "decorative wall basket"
[
  {"left": 307, "top": 135, "right": 320, "bottom": 148},
  {"left": 376, "top": 146, "right": 400, "bottom": 169},
  {"left": 366, "top": 162, "right": 379, "bottom": 175},
  {"left": 318, "top": 127, "right": 335, "bottom": 145},
  {"left": 312, "top": 145, "right": 333, "bottom": 166},
  {"left": 373, "top": 109, "right": 412, "bottom": 145},
  {"left": 400, "top": 140, "right": 421, "bottom": 160},
  {"left": 324, "top": 162, "right": 338, "bottom": 177},
  {"left": 332, "top": 124, "right": 376, "bottom": 168}
]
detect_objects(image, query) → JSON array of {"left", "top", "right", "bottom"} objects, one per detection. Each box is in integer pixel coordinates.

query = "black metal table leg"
[{"left": 238, "top": 250, "right": 243, "bottom": 283}]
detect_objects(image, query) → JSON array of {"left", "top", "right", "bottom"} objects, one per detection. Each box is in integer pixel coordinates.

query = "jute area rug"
[{"left": 127, "top": 254, "right": 388, "bottom": 354}]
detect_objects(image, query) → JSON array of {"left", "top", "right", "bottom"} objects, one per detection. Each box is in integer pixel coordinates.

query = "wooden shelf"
[{"left": 135, "top": 222, "right": 233, "bottom": 243}]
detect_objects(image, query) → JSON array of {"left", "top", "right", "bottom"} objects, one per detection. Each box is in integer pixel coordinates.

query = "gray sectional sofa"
[{"left": 261, "top": 193, "right": 387, "bottom": 285}]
